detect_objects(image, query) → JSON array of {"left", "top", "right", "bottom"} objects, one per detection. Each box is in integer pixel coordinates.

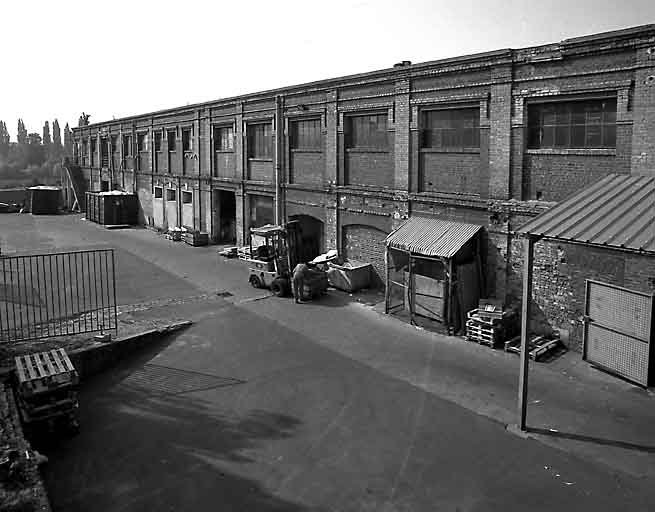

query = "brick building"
[{"left": 72, "top": 24, "right": 655, "bottom": 349}]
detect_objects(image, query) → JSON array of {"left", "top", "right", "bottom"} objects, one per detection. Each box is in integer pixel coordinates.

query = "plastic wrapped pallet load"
[{"left": 327, "top": 260, "right": 372, "bottom": 292}]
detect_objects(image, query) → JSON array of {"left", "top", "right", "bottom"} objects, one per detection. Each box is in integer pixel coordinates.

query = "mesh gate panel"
[
  {"left": 588, "top": 282, "right": 652, "bottom": 341},
  {"left": 587, "top": 324, "right": 649, "bottom": 385},
  {"left": 585, "top": 281, "right": 652, "bottom": 386}
]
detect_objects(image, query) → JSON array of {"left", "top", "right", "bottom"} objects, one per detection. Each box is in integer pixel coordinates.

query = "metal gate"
[
  {"left": 0, "top": 249, "right": 117, "bottom": 343},
  {"left": 583, "top": 280, "right": 654, "bottom": 386}
]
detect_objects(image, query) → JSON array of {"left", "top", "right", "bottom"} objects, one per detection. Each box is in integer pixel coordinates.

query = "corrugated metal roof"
[
  {"left": 517, "top": 174, "right": 655, "bottom": 254},
  {"left": 386, "top": 217, "right": 482, "bottom": 258}
]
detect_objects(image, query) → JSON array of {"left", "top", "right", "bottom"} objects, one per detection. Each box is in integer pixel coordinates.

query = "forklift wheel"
[
  {"left": 270, "top": 278, "right": 287, "bottom": 297},
  {"left": 249, "top": 275, "right": 261, "bottom": 288}
]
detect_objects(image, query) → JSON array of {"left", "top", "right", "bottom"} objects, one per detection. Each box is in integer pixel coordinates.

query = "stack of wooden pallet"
[
  {"left": 466, "top": 301, "right": 506, "bottom": 347},
  {"left": 14, "top": 348, "right": 80, "bottom": 433}
]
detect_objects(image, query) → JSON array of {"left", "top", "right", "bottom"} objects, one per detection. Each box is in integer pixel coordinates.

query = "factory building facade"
[{"left": 72, "top": 24, "right": 655, "bottom": 347}]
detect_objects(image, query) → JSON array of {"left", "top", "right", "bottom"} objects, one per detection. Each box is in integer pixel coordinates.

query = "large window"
[
  {"left": 90, "top": 138, "right": 96, "bottom": 166},
  {"left": 154, "top": 132, "right": 162, "bottom": 152},
  {"left": 290, "top": 118, "right": 322, "bottom": 150},
  {"left": 422, "top": 108, "right": 480, "bottom": 150},
  {"left": 247, "top": 122, "right": 272, "bottom": 159},
  {"left": 137, "top": 133, "right": 148, "bottom": 152},
  {"left": 527, "top": 98, "right": 617, "bottom": 149},
  {"left": 182, "top": 128, "right": 192, "bottom": 152},
  {"left": 122, "top": 135, "right": 132, "bottom": 157},
  {"left": 214, "top": 126, "right": 233, "bottom": 151},
  {"left": 347, "top": 114, "right": 388, "bottom": 149},
  {"left": 167, "top": 130, "right": 176, "bottom": 152}
]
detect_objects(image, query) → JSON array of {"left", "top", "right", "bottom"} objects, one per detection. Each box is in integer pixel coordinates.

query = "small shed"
[
  {"left": 516, "top": 173, "right": 655, "bottom": 389},
  {"left": 384, "top": 217, "right": 484, "bottom": 333}
]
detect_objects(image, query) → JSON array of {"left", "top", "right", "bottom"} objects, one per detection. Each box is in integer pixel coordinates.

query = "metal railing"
[{"left": 0, "top": 249, "right": 117, "bottom": 343}]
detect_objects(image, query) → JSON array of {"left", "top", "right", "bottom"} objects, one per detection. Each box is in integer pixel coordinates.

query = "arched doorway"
[{"left": 289, "top": 214, "right": 324, "bottom": 263}]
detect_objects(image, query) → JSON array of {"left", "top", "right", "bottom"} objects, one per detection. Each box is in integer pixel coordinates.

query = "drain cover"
[{"left": 121, "top": 364, "right": 244, "bottom": 395}]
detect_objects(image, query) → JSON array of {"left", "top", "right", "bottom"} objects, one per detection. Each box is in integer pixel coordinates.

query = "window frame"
[
  {"left": 213, "top": 125, "right": 234, "bottom": 152},
  {"left": 182, "top": 127, "right": 193, "bottom": 153},
  {"left": 526, "top": 96, "right": 617, "bottom": 150},
  {"left": 154, "top": 186, "right": 163, "bottom": 199},
  {"left": 182, "top": 190, "right": 193, "bottom": 204},
  {"left": 289, "top": 117, "right": 322, "bottom": 152},
  {"left": 167, "top": 130, "right": 177, "bottom": 152},
  {"left": 345, "top": 112, "right": 389, "bottom": 151},
  {"left": 247, "top": 121, "right": 273, "bottom": 160},
  {"left": 420, "top": 106, "right": 481, "bottom": 152},
  {"left": 166, "top": 188, "right": 176, "bottom": 202},
  {"left": 137, "top": 132, "right": 148, "bottom": 153},
  {"left": 154, "top": 132, "right": 162, "bottom": 152}
]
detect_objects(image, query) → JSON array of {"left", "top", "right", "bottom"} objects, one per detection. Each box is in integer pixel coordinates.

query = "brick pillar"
[
  {"left": 394, "top": 78, "right": 410, "bottom": 192},
  {"left": 488, "top": 64, "right": 513, "bottom": 199},
  {"left": 631, "top": 45, "right": 655, "bottom": 176},
  {"left": 325, "top": 90, "right": 338, "bottom": 187},
  {"left": 236, "top": 188, "right": 245, "bottom": 247},
  {"left": 325, "top": 90, "right": 339, "bottom": 252},
  {"left": 235, "top": 102, "right": 244, "bottom": 181}
]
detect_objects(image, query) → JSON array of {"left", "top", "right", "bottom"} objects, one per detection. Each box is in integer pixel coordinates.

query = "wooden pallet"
[
  {"left": 15, "top": 348, "right": 79, "bottom": 396},
  {"left": 504, "top": 335, "right": 560, "bottom": 361},
  {"left": 466, "top": 320, "right": 500, "bottom": 346}
]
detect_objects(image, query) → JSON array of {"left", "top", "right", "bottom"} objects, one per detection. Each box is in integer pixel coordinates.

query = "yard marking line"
[{"left": 383, "top": 338, "right": 436, "bottom": 511}]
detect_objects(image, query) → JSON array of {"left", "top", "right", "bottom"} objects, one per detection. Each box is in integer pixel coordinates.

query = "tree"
[
  {"left": 0, "top": 121, "right": 10, "bottom": 157},
  {"left": 52, "top": 119, "right": 61, "bottom": 148},
  {"left": 63, "top": 123, "right": 73, "bottom": 155},
  {"left": 25, "top": 133, "right": 45, "bottom": 166},
  {"left": 43, "top": 121, "right": 51, "bottom": 145},
  {"left": 17, "top": 119, "right": 27, "bottom": 144}
]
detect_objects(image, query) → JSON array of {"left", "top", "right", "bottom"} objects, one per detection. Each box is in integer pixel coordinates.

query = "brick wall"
[
  {"left": 509, "top": 238, "right": 655, "bottom": 351},
  {"left": 419, "top": 152, "right": 482, "bottom": 194},
  {"left": 214, "top": 152, "right": 237, "bottom": 179},
  {"left": 341, "top": 224, "right": 388, "bottom": 286},
  {"left": 290, "top": 151, "right": 325, "bottom": 185},
  {"left": 345, "top": 151, "right": 394, "bottom": 188},
  {"left": 522, "top": 153, "right": 627, "bottom": 201},
  {"left": 248, "top": 159, "right": 274, "bottom": 182}
]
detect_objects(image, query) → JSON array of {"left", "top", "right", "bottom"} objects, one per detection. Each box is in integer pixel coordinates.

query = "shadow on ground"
[{"left": 34, "top": 331, "right": 312, "bottom": 512}]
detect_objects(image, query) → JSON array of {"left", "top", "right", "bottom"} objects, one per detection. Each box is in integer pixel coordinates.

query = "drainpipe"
[{"left": 274, "top": 95, "right": 283, "bottom": 225}]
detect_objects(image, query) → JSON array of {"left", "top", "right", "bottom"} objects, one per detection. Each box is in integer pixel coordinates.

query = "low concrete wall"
[{"left": 68, "top": 321, "right": 191, "bottom": 380}]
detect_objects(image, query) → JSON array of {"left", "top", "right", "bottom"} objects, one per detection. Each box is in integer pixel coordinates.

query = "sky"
[{"left": 1, "top": 0, "right": 654, "bottom": 139}]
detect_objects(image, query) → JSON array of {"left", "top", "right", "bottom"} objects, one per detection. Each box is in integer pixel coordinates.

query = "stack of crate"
[
  {"left": 14, "top": 348, "right": 80, "bottom": 433},
  {"left": 466, "top": 300, "right": 506, "bottom": 347},
  {"left": 183, "top": 231, "right": 209, "bottom": 246}
]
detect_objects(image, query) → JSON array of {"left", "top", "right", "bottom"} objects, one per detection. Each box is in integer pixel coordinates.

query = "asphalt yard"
[{"left": 2, "top": 213, "right": 654, "bottom": 511}]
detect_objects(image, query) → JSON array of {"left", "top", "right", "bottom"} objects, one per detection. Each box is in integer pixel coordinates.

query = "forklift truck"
[{"left": 246, "top": 220, "right": 327, "bottom": 299}]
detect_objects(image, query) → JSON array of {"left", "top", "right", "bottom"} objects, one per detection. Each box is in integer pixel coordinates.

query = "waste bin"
[{"left": 327, "top": 260, "right": 372, "bottom": 292}]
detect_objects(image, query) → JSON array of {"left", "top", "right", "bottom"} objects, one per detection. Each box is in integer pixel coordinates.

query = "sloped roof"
[
  {"left": 517, "top": 174, "right": 655, "bottom": 254},
  {"left": 386, "top": 217, "right": 482, "bottom": 258}
]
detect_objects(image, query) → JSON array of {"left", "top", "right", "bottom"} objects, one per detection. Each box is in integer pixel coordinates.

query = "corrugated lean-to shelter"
[{"left": 384, "top": 217, "right": 484, "bottom": 333}]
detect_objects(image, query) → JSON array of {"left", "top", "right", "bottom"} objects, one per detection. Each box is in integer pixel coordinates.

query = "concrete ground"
[{"left": 2, "top": 214, "right": 655, "bottom": 511}]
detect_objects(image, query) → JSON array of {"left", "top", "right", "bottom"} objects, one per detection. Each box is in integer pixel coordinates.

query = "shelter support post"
[
  {"left": 408, "top": 250, "right": 415, "bottom": 326},
  {"left": 384, "top": 248, "right": 390, "bottom": 314},
  {"left": 447, "top": 258, "right": 454, "bottom": 334},
  {"left": 518, "top": 236, "right": 534, "bottom": 431}
]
